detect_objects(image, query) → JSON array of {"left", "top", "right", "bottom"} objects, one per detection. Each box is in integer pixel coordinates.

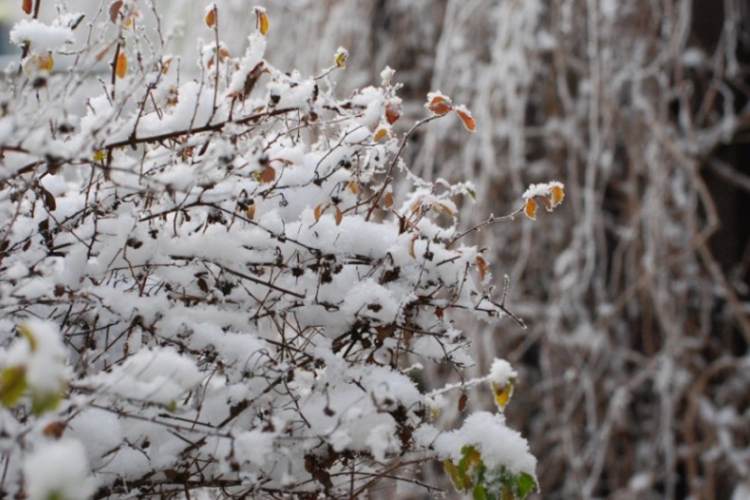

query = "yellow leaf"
[
  {"left": 455, "top": 108, "right": 476, "bottom": 132},
  {"left": 93, "top": 150, "right": 107, "bottom": 162},
  {"left": 115, "top": 52, "right": 127, "bottom": 79},
  {"left": 491, "top": 380, "right": 514, "bottom": 410},
  {"left": 334, "top": 47, "right": 348, "bottom": 68},
  {"left": 347, "top": 181, "right": 358, "bottom": 194},
  {"left": 524, "top": 198, "right": 538, "bottom": 220},
  {"left": 0, "top": 366, "right": 27, "bottom": 408},
  {"left": 205, "top": 8, "right": 216, "bottom": 28},
  {"left": 550, "top": 184, "right": 565, "bottom": 207},
  {"left": 255, "top": 8, "right": 269, "bottom": 35}
]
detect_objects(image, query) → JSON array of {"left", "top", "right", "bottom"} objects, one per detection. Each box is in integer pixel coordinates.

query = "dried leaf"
[
  {"left": 18, "top": 324, "right": 38, "bottom": 352},
  {"left": 255, "top": 7, "right": 269, "bottom": 35},
  {"left": 109, "top": 0, "right": 123, "bottom": 23},
  {"left": 408, "top": 235, "right": 418, "bottom": 259},
  {"left": 385, "top": 102, "right": 401, "bottom": 124},
  {"left": 115, "top": 52, "right": 127, "bottom": 79},
  {"left": 259, "top": 165, "right": 276, "bottom": 183},
  {"left": 434, "top": 202, "right": 455, "bottom": 217},
  {"left": 476, "top": 255, "right": 489, "bottom": 281},
  {"left": 42, "top": 421, "right": 67, "bottom": 439},
  {"left": 524, "top": 198, "right": 538, "bottom": 220},
  {"left": 455, "top": 108, "right": 476, "bottom": 132},
  {"left": 458, "top": 393, "right": 468, "bottom": 412},
  {"left": 22, "top": 0, "right": 32, "bottom": 15},
  {"left": 427, "top": 95, "right": 452, "bottom": 116},
  {"left": 538, "top": 195, "right": 552, "bottom": 211},
  {"left": 245, "top": 204, "right": 256, "bottom": 220},
  {"left": 37, "top": 53, "right": 54, "bottom": 72},
  {"left": 550, "top": 184, "right": 565, "bottom": 207},
  {"left": 205, "top": 8, "right": 216, "bottom": 28},
  {"left": 334, "top": 205, "right": 343, "bottom": 226},
  {"left": 95, "top": 46, "right": 111, "bottom": 61},
  {"left": 314, "top": 204, "right": 324, "bottom": 223},
  {"left": 384, "top": 191, "right": 394, "bottom": 209},
  {"left": 347, "top": 181, "right": 358, "bottom": 194}
]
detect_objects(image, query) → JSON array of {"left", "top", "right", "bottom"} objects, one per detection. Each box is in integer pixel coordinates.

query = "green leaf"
[
  {"left": 445, "top": 459, "right": 466, "bottom": 490},
  {"left": 31, "top": 388, "right": 63, "bottom": 416},
  {"left": 516, "top": 472, "right": 537, "bottom": 498},
  {"left": 0, "top": 366, "right": 27, "bottom": 408},
  {"left": 472, "top": 483, "right": 489, "bottom": 500}
]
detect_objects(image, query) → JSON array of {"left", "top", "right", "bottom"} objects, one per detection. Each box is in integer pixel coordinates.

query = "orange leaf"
[
  {"left": 205, "top": 8, "right": 216, "bottom": 28},
  {"left": 524, "top": 198, "right": 538, "bottom": 220},
  {"left": 109, "top": 0, "right": 123, "bottom": 23},
  {"left": 314, "top": 204, "right": 324, "bottom": 223},
  {"left": 384, "top": 192, "right": 394, "bottom": 209},
  {"left": 347, "top": 181, "right": 358, "bottom": 194},
  {"left": 22, "top": 0, "right": 32, "bottom": 15},
  {"left": 550, "top": 184, "right": 565, "bottom": 207},
  {"left": 427, "top": 95, "right": 452, "bottom": 116},
  {"left": 37, "top": 53, "right": 54, "bottom": 72},
  {"left": 115, "top": 52, "right": 127, "bottom": 79},
  {"left": 259, "top": 165, "right": 276, "bottom": 183},
  {"left": 476, "top": 255, "right": 489, "bottom": 281},
  {"left": 455, "top": 108, "right": 476, "bottom": 132},
  {"left": 373, "top": 128, "right": 388, "bottom": 142},
  {"left": 255, "top": 8, "right": 269, "bottom": 35},
  {"left": 385, "top": 102, "right": 401, "bottom": 124},
  {"left": 334, "top": 205, "right": 343, "bottom": 226}
]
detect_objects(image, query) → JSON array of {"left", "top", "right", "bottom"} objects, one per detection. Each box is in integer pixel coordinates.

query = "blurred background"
[{"left": 3, "top": 0, "right": 750, "bottom": 498}]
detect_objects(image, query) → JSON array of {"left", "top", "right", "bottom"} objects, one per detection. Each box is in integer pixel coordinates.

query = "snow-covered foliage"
[
  {"left": 0, "top": 2, "right": 567, "bottom": 499},
  {"left": 179, "top": 1, "right": 750, "bottom": 498}
]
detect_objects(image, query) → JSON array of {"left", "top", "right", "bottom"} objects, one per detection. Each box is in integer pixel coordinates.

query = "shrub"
[{"left": 0, "top": 2, "right": 562, "bottom": 498}]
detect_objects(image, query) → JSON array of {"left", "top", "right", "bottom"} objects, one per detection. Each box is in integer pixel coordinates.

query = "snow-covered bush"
[{"left": 0, "top": 2, "right": 564, "bottom": 498}]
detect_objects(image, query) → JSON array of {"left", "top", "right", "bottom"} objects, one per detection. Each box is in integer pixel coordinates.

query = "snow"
[
  {"left": 433, "top": 411, "right": 537, "bottom": 477},
  {"left": 10, "top": 19, "right": 73, "bottom": 51},
  {"left": 87, "top": 347, "right": 203, "bottom": 405},
  {"left": 24, "top": 439, "right": 94, "bottom": 500},
  {"left": 489, "top": 358, "right": 517, "bottom": 386}
]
